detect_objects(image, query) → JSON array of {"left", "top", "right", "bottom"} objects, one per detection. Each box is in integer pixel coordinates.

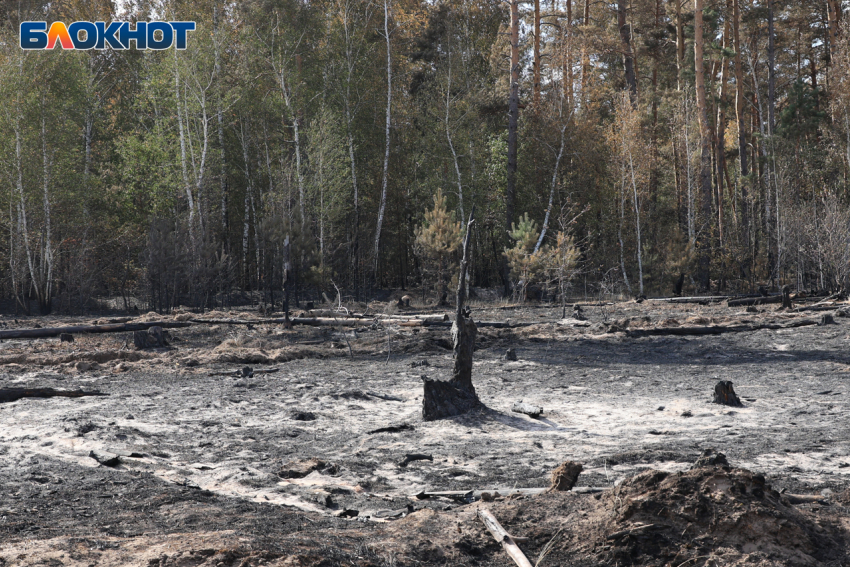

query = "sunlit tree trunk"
[
  {"left": 533, "top": 0, "right": 541, "bottom": 106},
  {"left": 716, "top": 12, "right": 731, "bottom": 251},
  {"left": 581, "top": 0, "right": 590, "bottom": 104},
  {"left": 733, "top": 0, "right": 749, "bottom": 267},
  {"left": 674, "top": 0, "right": 685, "bottom": 90},
  {"left": 617, "top": 0, "right": 637, "bottom": 103},
  {"left": 694, "top": 0, "right": 713, "bottom": 290}
]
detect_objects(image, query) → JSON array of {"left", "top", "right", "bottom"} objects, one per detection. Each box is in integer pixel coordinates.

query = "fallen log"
[
  {"left": 477, "top": 509, "right": 533, "bottom": 567},
  {"left": 606, "top": 523, "right": 657, "bottom": 540},
  {"left": 511, "top": 401, "right": 543, "bottom": 418},
  {"left": 792, "top": 305, "right": 842, "bottom": 313},
  {"left": 365, "top": 391, "right": 404, "bottom": 402},
  {"left": 0, "top": 388, "right": 107, "bottom": 404},
  {"left": 0, "top": 321, "right": 192, "bottom": 340},
  {"left": 794, "top": 292, "right": 844, "bottom": 312},
  {"left": 208, "top": 367, "right": 280, "bottom": 377},
  {"left": 785, "top": 493, "right": 828, "bottom": 505},
  {"left": 727, "top": 295, "right": 782, "bottom": 307},
  {"left": 415, "top": 486, "right": 606, "bottom": 501},
  {"left": 419, "top": 320, "right": 523, "bottom": 328},
  {"left": 292, "top": 317, "right": 365, "bottom": 327},
  {"left": 646, "top": 296, "right": 737, "bottom": 304},
  {"left": 398, "top": 453, "right": 433, "bottom": 467},
  {"left": 378, "top": 314, "right": 449, "bottom": 322},
  {"left": 620, "top": 318, "right": 819, "bottom": 337}
]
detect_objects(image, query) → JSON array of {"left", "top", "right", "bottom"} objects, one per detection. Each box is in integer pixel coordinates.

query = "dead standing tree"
[{"left": 422, "top": 207, "right": 481, "bottom": 421}]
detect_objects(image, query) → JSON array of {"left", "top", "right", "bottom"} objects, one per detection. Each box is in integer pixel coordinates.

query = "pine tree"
[{"left": 414, "top": 189, "right": 463, "bottom": 304}]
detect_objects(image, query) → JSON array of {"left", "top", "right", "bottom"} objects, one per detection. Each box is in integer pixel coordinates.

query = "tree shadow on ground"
[{"left": 440, "top": 406, "right": 582, "bottom": 433}]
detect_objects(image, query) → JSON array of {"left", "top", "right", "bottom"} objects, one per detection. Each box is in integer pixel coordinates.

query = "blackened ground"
[{"left": 1, "top": 299, "right": 849, "bottom": 565}]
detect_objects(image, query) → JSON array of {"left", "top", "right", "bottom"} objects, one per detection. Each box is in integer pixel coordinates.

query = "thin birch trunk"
[
  {"left": 240, "top": 121, "right": 252, "bottom": 287},
  {"left": 618, "top": 180, "right": 632, "bottom": 295},
  {"left": 373, "top": 0, "right": 392, "bottom": 282},
  {"left": 445, "top": 55, "right": 464, "bottom": 222},
  {"left": 215, "top": 4, "right": 228, "bottom": 247},
  {"left": 273, "top": 31, "right": 306, "bottom": 231},
  {"left": 627, "top": 146, "right": 643, "bottom": 295},
  {"left": 684, "top": 98, "right": 695, "bottom": 248},
  {"left": 535, "top": 122, "right": 568, "bottom": 252},
  {"left": 40, "top": 112, "right": 53, "bottom": 310},
  {"left": 174, "top": 51, "right": 196, "bottom": 248}
]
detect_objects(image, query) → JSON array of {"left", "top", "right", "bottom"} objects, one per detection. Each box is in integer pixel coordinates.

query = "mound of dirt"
[
  {"left": 382, "top": 456, "right": 846, "bottom": 567},
  {"left": 594, "top": 464, "right": 842, "bottom": 566}
]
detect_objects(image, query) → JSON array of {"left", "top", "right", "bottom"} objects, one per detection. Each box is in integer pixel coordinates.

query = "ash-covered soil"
[{"left": 2, "top": 299, "right": 850, "bottom": 566}]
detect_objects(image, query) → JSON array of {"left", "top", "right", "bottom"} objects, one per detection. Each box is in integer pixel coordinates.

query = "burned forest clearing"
[{"left": 2, "top": 299, "right": 850, "bottom": 566}]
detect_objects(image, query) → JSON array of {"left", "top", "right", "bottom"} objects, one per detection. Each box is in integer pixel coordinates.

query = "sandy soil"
[{"left": 1, "top": 299, "right": 850, "bottom": 566}]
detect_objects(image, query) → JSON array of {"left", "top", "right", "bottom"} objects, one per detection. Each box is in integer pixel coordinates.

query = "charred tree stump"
[
  {"left": 134, "top": 326, "right": 168, "bottom": 349},
  {"left": 713, "top": 380, "right": 743, "bottom": 407},
  {"left": 550, "top": 461, "right": 583, "bottom": 491},
  {"left": 781, "top": 285, "right": 792, "bottom": 309},
  {"left": 423, "top": 207, "right": 481, "bottom": 421},
  {"left": 674, "top": 273, "right": 685, "bottom": 296},
  {"left": 820, "top": 313, "right": 836, "bottom": 326}
]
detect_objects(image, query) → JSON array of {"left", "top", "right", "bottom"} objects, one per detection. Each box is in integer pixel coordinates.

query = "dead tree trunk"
[{"left": 423, "top": 207, "right": 481, "bottom": 421}]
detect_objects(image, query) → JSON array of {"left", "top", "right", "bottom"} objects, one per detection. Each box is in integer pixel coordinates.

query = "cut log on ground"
[
  {"left": 477, "top": 509, "right": 533, "bottom": 567},
  {"left": 713, "top": 381, "right": 743, "bottom": 407},
  {"left": 423, "top": 207, "right": 483, "bottom": 421},
  {"left": 0, "top": 388, "right": 107, "bottom": 404},
  {"left": 0, "top": 321, "right": 192, "bottom": 341},
  {"left": 511, "top": 401, "right": 542, "bottom": 418}
]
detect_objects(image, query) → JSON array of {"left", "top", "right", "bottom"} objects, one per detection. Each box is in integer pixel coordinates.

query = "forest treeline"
[{"left": 0, "top": 0, "right": 849, "bottom": 314}]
